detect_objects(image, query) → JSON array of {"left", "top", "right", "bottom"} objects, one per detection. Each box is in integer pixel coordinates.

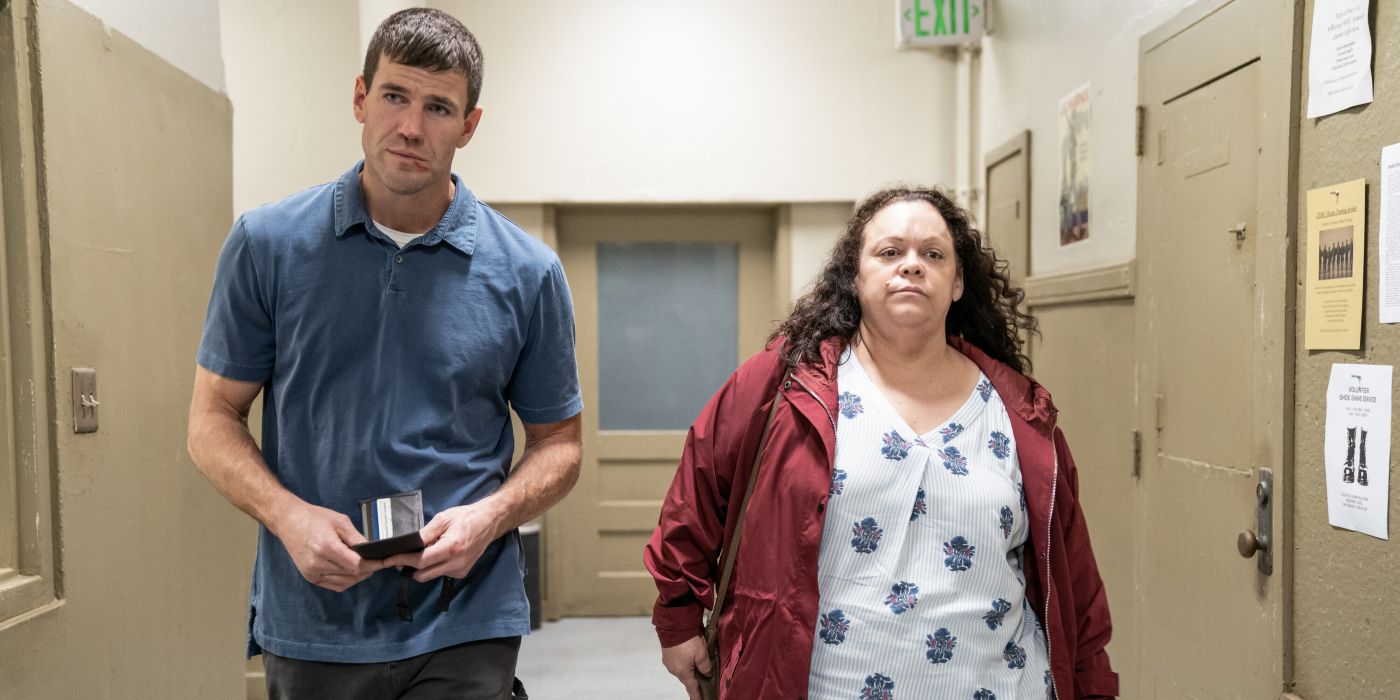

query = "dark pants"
[{"left": 264, "top": 636, "right": 522, "bottom": 700}]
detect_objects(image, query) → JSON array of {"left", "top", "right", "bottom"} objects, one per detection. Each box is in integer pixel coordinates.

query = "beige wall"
[
  {"left": 360, "top": 0, "right": 418, "bottom": 56},
  {"left": 979, "top": 0, "right": 1196, "bottom": 276},
  {"left": 1290, "top": 1, "right": 1400, "bottom": 697},
  {"left": 68, "top": 0, "right": 225, "bottom": 92},
  {"left": 428, "top": 0, "right": 956, "bottom": 203},
  {"left": 1023, "top": 270, "right": 1139, "bottom": 694},
  {"left": 0, "top": 1, "right": 246, "bottom": 696},
  {"left": 220, "top": 0, "right": 362, "bottom": 216},
  {"left": 785, "top": 203, "right": 850, "bottom": 301},
  {"left": 222, "top": 1, "right": 944, "bottom": 307},
  {"left": 229, "top": 1, "right": 957, "bottom": 205}
]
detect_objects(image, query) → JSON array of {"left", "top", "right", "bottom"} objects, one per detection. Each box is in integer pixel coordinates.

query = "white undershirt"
[{"left": 372, "top": 219, "right": 423, "bottom": 248}]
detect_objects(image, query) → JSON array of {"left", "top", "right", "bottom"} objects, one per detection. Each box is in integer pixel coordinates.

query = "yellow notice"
[{"left": 1306, "top": 178, "right": 1367, "bottom": 349}]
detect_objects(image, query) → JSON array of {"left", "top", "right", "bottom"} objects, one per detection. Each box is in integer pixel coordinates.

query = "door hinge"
[
  {"left": 1131, "top": 429, "right": 1142, "bottom": 478},
  {"left": 1135, "top": 105, "right": 1146, "bottom": 157}
]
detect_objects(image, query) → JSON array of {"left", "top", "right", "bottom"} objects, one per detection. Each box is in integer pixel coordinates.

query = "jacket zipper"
[
  {"left": 791, "top": 373, "right": 838, "bottom": 521},
  {"left": 791, "top": 374, "right": 837, "bottom": 435},
  {"left": 793, "top": 372, "right": 835, "bottom": 700},
  {"left": 1043, "top": 415, "right": 1060, "bottom": 700}
]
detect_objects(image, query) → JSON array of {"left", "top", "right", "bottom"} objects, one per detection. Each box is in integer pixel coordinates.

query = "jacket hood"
[
  {"left": 949, "top": 336, "right": 1059, "bottom": 436},
  {"left": 770, "top": 336, "right": 846, "bottom": 394}
]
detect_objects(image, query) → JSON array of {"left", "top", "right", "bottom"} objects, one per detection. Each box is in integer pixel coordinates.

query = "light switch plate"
[{"left": 72, "top": 367, "right": 97, "bottom": 433}]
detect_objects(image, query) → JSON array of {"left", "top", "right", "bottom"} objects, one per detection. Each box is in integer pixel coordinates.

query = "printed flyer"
[
  {"left": 1325, "top": 363, "right": 1391, "bottom": 539},
  {"left": 1305, "top": 179, "right": 1366, "bottom": 349}
]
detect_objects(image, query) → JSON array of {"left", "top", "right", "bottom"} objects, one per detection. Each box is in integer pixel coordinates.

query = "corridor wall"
[
  {"left": 432, "top": 0, "right": 955, "bottom": 204},
  {"left": 220, "top": 0, "right": 362, "bottom": 216},
  {"left": 1291, "top": 1, "right": 1400, "bottom": 697}
]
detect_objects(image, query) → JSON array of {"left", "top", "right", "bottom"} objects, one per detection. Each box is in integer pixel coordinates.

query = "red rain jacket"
[{"left": 644, "top": 336, "right": 1118, "bottom": 699}]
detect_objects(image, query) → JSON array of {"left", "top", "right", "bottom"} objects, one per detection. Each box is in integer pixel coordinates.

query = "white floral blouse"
[{"left": 806, "top": 349, "right": 1052, "bottom": 700}]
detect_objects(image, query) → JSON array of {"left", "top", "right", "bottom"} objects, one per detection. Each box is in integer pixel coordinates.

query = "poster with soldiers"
[
  {"left": 1325, "top": 363, "right": 1391, "bottom": 540},
  {"left": 1057, "top": 83, "right": 1091, "bottom": 246},
  {"left": 1305, "top": 179, "right": 1366, "bottom": 349}
]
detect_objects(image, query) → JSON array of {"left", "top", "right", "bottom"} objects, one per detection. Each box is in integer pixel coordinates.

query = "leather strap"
[
  {"left": 397, "top": 567, "right": 416, "bottom": 621},
  {"left": 705, "top": 371, "right": 791, "bottom": 637}
]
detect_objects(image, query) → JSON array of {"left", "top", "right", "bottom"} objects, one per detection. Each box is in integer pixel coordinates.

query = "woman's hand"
[{"left": 661, "top": 635, "right": 713, "bottom": 700}]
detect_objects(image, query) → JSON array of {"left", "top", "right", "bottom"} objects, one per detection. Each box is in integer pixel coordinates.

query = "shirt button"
[{"left": 395, "top": 254, "right": 404, "bottom": 264}]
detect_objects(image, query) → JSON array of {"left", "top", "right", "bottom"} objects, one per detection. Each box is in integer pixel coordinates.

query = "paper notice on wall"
[
  {"left": 1058, "top": 84, "right": 1091, "bottom": 246},
  {"left": 1381, "top": 144, "right": 1400, "bottom": 323},
  {"left": 1305, "top": 179, "right": 1367, "bottom": 349},
  {"left": 1325, "top": 363, "right": 1391, "bottom": 540},
  {"left": 1306, "top": 0, "right": 1374, "bottom": 118}
]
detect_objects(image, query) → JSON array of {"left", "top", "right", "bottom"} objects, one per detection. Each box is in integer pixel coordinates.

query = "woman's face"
[{"left": 853, "top": 199, "right": 963, "bottom": 335}]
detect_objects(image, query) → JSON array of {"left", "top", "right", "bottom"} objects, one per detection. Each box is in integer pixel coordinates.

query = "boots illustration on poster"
[
  {"left": 1358, "top": 428, "right": 1368, "bottom": 487},
  {"left": 1343, "top": 426, "right": 1356, "bottom": 483},
  {"left": 1341, "top": 426, "right": 1370, "bottom": 486}
]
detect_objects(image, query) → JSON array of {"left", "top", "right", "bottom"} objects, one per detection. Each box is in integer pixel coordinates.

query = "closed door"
[
  {"left": 984, "top": 130, "right": 1030, "bottom": 283},
  {"left": 551, "top": 207, "right": 776, "bottom": 616},
  {"left": 1135, "top": 0, "right": 1285, "bottom": 696}
]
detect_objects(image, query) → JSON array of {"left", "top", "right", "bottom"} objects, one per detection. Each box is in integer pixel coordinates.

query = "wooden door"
[
  {"left": 1135, "top": 0, "right": 1289, "bottom": 696},
  {"left": 551, "top": 207, "right": 776, "bottom": 615},
  {"left": 985, "top": 130, "right": 1031, "bottom": 283}
]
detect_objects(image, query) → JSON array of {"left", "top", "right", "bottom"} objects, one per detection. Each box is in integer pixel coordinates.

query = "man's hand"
[
  {"left": 273, "top": 502, "right": 383, "bottom": 592},
  {"left": 379, "top": 414, "right": 581, "bottom": 583},
  {"left": 383, "top": 502, "right": 499, "bottom": 582},
  {"left": 661, "top": 635, "right": 713, "bottom": 700}
]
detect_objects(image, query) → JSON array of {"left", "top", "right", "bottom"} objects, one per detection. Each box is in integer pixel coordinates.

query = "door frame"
[
  {"left": 983, "top": 129, "right": 1032, "bottom": 277},
  {"left": 1135, "top": 0, "right": 1300, "bottom": 694},
  {"left": 549, "top": 204, "right": 778, "bottom": 618}
]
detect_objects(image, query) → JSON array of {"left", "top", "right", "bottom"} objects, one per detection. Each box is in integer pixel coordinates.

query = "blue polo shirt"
[{"left": 197, "top": 162, "right": 582, "bottom": 663}]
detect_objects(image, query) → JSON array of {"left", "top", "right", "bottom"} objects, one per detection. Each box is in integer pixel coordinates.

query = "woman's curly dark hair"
[{"left": 771, "top": 186, "right": 1038, "bottom": 373}]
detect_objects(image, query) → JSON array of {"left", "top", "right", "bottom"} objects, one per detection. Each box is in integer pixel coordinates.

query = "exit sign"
[{"left": 897, "top": 0, "right": 990, "bottom": 48}]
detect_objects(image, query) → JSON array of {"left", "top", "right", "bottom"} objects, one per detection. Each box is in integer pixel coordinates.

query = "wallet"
[{"left": 353, "top": 490, "right": 426, "bottom": 560}]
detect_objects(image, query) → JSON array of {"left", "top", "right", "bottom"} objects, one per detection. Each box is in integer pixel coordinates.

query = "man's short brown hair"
[{"left": 363, "top": 8, "right": 484, "bottom": 113}]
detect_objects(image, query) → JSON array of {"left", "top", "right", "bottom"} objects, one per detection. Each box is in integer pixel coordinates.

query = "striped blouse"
[{"left": 806, "top": 349, "right": 1052, "bottom": 700}]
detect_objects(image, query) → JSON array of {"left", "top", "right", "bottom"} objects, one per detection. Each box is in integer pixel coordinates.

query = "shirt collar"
[{"left": 332, "top": 161, "right": 479, "bottom": 256}]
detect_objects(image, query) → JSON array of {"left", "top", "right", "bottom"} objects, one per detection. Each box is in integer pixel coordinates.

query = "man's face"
[{"left": 352, "top": 56, "right": 482, "bottom": 198}]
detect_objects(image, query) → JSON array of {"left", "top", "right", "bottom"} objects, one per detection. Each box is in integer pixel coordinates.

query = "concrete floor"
[{"left": 515, "top": 617, "right": 686, "bottom": 699}]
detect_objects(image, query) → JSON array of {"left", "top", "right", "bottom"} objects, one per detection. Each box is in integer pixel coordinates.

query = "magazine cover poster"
[{"left": 1058, "top": 83, "right": 1092, "bottom": 246}]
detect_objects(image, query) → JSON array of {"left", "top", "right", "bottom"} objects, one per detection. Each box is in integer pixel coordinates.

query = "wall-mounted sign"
[
  {"left": 1380, "top": 143, "right": 1400, "bottom": 323},
  {"left": 1305, "top": 179, "right": 1367, "bottom": 349},
  {"left": 897, "top": 0, "right": 990, "bottom": 48},
  {"left": 1306, "top": 0, "right": 1373, "bottom": 118},
  {"left": 1325, "top": 363, "right": 1391, "bottom": 540},
  {"left": 1058, "top": 84, "right": 1091, "bottom": 246}
]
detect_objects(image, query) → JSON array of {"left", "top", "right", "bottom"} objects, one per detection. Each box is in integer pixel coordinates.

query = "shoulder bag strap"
[{"left": 705, "top": 370, "right": 791, "bottom": 637}]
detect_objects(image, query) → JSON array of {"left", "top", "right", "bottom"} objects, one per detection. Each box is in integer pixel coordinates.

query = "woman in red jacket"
[{"left": 645, "top": 186, "right": 1118, "bottom": 699}]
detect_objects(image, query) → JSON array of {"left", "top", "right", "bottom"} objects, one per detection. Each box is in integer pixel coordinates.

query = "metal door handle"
[{"left": 1237, "top": 529, "right": 1269, "bottom": 557}]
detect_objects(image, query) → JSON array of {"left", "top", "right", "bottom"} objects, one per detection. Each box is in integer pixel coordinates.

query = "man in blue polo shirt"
[{"left": 187, "top": 9, "right": 581, "bottom": 698}]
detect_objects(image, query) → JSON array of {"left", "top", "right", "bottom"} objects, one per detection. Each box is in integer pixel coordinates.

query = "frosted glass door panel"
[{"left": 597, "top": 242, "right": 739, "bottom": 430}]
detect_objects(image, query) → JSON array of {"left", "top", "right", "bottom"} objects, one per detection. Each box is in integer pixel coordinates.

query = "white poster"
[
  {"left": 1306, "top": 0, "right": 1374, "bottom": 118},
  {"left": 1381, "top": 143, "right": 1400, "bottom": 323},
  {"left": 1325, "top": 363, "right": 1392, "bottom": 540},
  {"left": 1058, "top": 84, "right": 1091, "bottom": 246}
]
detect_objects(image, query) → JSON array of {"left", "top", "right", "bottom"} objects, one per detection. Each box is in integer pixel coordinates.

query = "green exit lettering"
[{"left": 912, "top": 0, "right": 974, "bottom": 37}]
